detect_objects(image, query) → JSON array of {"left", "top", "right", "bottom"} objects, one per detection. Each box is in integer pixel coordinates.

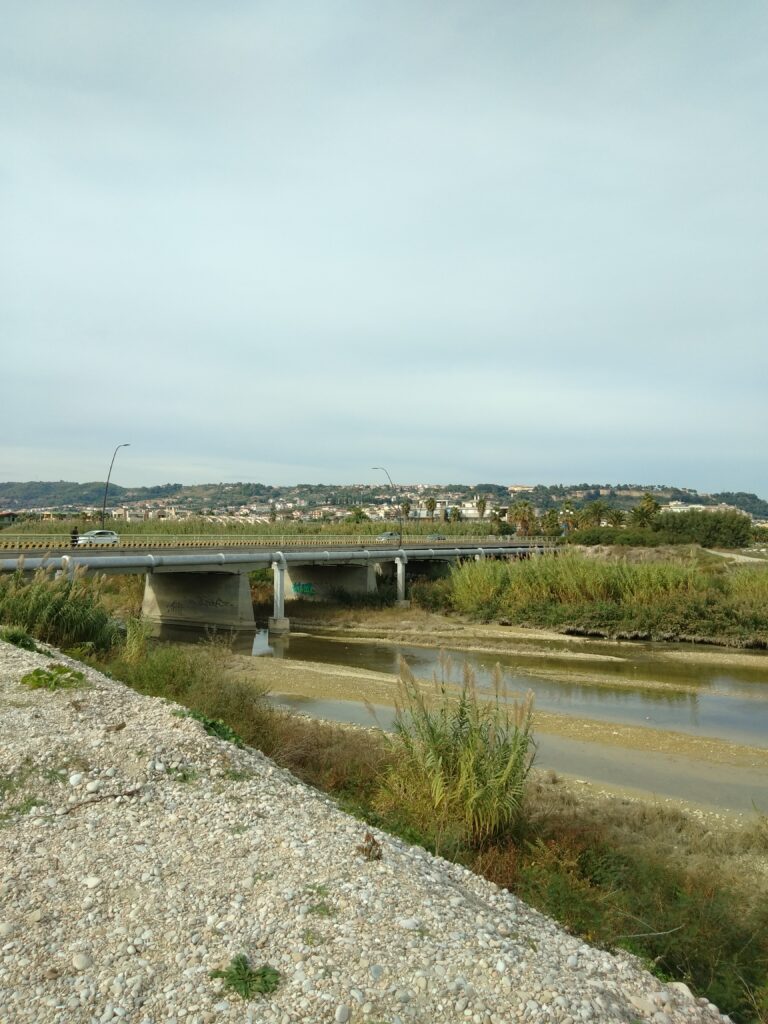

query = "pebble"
[{"left": 0, "top": 641, "right": 735, "bottom": 1024}]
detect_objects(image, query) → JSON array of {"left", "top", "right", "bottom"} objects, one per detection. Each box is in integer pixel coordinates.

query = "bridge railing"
[{"left": 0, "top": 533, "right": 554, "bottom": 551}]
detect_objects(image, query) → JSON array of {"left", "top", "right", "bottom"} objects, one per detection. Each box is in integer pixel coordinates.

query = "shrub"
[
  {"left": 0, "top": 626, "right": 41, "bottom": 651},
  {"left": 0, "top": 568, "right": 120, "bottom": 652},
  {"left": 375, "top": 660, "right": 535, "bottom": 851}
]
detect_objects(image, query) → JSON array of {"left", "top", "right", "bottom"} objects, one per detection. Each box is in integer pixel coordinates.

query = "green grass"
[{"left": 413, "top": 552, "right": 768, "bottom": 647}]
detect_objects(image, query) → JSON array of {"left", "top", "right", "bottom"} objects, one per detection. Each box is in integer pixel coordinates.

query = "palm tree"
[
  {"left": 581, "top": 500, "right": 609, "bottom": 528},
  {"left": 541, "top": 509, "right": 561, "bottom": 537},
  {"left": 425, "top": 496, "right": 437, "bottom": 521},
  {"left": 606, "top": 507, "right": 626, "bottom": 527},
  {"left": 629, "top": 493, "right": 660, "bottom": 528},
  {"left": 476, "top": 497, "right": 487, "bottom": 521},
  {"left": 509, "top": 500, "right": 535, "bottom": 535}
]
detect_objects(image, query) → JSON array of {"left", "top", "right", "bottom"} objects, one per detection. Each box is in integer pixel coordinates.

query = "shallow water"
[
  {"left": 247, "top": 631, "right": 768, "bottom": 749},
  {"left": 267, "top": 692, "right": 768, "bottom": 813}
]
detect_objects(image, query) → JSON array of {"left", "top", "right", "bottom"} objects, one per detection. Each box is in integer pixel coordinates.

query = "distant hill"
[
  {"left": 0, "top": 480, "right": 766, "bottom": 517},
  {"left": 0, "top": 481, "right": 184, "bottom": 509}
]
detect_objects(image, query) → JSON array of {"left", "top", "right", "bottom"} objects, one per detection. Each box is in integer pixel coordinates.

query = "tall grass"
[
  {"left": 375, "top": 659, "right": 535, "bottom": 852},
  {"left": 421, "top": 553, "right": 768, "bottom": 646},
  {"left": 0, "top": 568, "right": 120, "bottom": 651}
]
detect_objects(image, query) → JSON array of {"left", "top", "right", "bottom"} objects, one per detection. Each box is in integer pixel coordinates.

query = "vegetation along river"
[{"left": 217, "top": 619, "right": 768, "bottom": 816}]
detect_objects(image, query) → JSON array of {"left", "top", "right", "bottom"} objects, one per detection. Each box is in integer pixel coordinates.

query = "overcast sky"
[{"left": 2, "top": 2, "right": 766, "bottom": 494}]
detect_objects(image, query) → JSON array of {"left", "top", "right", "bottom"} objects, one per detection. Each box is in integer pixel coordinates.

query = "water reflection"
[
  {"left": 257, "top": 633, "right": 768, "bottom": 748},
  {"left": 164, "top": 625, "right": 768, "bottom": 749}
]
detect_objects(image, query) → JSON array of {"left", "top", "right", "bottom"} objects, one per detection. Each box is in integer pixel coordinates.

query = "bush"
[
  {"left": 375, "top": 660, "right": 535, "bottom": 852},
  {"left": 0, "top": 569, "right": 120, "bottom": 652}
]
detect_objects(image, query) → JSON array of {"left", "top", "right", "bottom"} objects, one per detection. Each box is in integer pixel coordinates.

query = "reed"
[
  {"left": 375, "top": 659, "right": 535, "bottom": 851},
  {"left": 0, "top": 568, "right": 120, "bottom": 651},
  {"left": 430, "top": 553, "right": 768, "bottom": 645}
]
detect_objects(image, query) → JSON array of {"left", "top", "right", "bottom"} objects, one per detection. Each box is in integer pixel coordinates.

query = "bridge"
[{"left": 0, "top": 538, "right": 551, "bottom": 635}]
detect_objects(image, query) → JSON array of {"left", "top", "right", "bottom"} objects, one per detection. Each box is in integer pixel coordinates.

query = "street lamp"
[
  {"left": 372, "top": 465, "right": 403, "bottom": 547},
  {"left": 101, "top": 443, "right": 130, "bottom": 528}
]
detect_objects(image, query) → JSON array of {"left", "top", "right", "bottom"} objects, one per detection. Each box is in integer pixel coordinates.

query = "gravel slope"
[{"left": 0, "top": 642, "right": 732, "bottom": 1024}]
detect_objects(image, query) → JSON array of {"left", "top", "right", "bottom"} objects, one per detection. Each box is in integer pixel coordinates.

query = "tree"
[
  {"left": 605, "top": 507, "right": 626, "bottom": 527},
  {"left": 629, "top": 493, "right": 660, "bottom": 527},
  {"left": 401, "top": 499, "right": 412, "bottom": 519},
  {"left": 509, "top": 500, "right": 535, "bottom": 535},
  {"left": 476, "top": 497, "right": 487, "bottom": 521},
  {"left": 580, "top": 500, "right": 609, "bottom": 528},
  {"left": 449, "top": 506, "right": 462, "bottom": 523},
  {"left": 540, "top": 509, "right": 561, "bottom": 537},
  {"left": 425, "top": 496, "right": 437, "bottom": 521},
  {"left": 346, "top": 506, "right": 369, "bottom": 523}
]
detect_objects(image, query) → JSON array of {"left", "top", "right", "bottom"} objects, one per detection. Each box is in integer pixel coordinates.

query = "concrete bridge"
[{"left": 0, "top": 542, "right": 551, "bottom": 635}]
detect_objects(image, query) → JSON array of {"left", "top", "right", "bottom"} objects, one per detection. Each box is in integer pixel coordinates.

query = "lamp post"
[
  {"left": 101, "top": 443, "right": 130, "bottom": 528},
  {"left": 372, "top": 465, "right": 403, "bottom": 547}
]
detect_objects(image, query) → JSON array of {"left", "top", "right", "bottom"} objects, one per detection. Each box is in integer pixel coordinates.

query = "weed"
[
  {"left": 0, "top": 626, "right": 41, "bottom": 651},
  {"left": 302, "top": 928, "right": 324, "bottom": 946},
  {"left": 169, "top": 765, "right": 198, "bottom": 783},
  {"left": 307, "top": 901, "right": 334, "bottom": 917},
  {"left": 21, "top": 665, "right": 86, "bottom": 691},
  {"left": 185, "top": 710, "right": 244, "bottom": 747},
  {"left": 224, "top": 768, "right": 253, "bottom": 781},
  {"left": 304, "top": 882, "right": 329, "bottom": 896},
  {"left": 0, "top": 796, "right": 44, "bottom": 824},
  {"left": 209, "top": 955, "right": 280, "bottom": 999}
]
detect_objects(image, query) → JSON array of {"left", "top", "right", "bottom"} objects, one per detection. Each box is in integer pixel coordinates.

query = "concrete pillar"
[
  {"left": 142, "top": 571, "right": 255, "bottom": 633},
  {"left": 269, "top": 560, "right": 289, "bottom": 634},
  {"left": 395, "top": 555, "right": 410, "bottom": 608}
]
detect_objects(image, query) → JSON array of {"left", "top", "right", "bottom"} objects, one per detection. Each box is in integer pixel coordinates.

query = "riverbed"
[{"left": 219, "top": 611, "right": 768, "bottom": 814}]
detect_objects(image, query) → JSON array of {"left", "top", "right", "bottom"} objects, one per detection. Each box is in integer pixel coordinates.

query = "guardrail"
[{"left": 0, "top": 533, "right": 552, "bottom": 551}]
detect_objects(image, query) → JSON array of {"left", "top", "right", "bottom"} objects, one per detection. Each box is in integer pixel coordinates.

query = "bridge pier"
[
  {"left": 141, "top": 570, "right": 255, "bottom": 634},
  {"left": 269, "top": 560, "right": 290, "bottom": 635},
  {"left": 395, "top": 556, "right": 409, "bottom": 607}
]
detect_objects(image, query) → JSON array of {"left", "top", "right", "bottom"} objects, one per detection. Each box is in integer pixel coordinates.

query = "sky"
[{"left": 2, "top": 1, "right": 767, "bottom": 495}]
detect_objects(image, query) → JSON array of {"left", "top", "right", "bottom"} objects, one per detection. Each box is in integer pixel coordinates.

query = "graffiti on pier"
[{"left": 292, "top": 582, "right": 316, "bottom": 596}]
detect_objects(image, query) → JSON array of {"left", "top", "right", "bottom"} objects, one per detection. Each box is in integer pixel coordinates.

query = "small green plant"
[
  {"left": 0, "top": 626, "right": 41, "bottom": 651},
  {"left": 169, "top": 765, "right": 198, "bottom": 783},
  {"left": 0, "top": 796, "right": 44, "bottom": 825},
  {"left": 185, "top": 710, "right": 244, "bottom": 747},
  {"left": 307, "top": 900, "right": 334, "bottom": 917},
  {"left": 302, "top": 928, "right": 324, "bottom": 947},
  {"left": 209, "top": 955, "right": 281, "bottom": 999},
  {"left": 304, "top": 882, "right": 329, "bottom": 896},
  {"left": 21, "top": 664, "right": 86, "bottom": 691}
]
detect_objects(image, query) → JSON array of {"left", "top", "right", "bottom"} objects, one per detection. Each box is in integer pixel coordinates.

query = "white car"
[
  {"left": 376, "top": 531, "right": 400, "bottom": 542},
  {"left": 76, "top": 529, "right": 120, "bottom": 546}
]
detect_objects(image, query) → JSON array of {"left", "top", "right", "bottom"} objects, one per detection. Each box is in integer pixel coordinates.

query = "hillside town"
[{"left": 0, "top": 482, "right": 764, "bottom": 529}]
